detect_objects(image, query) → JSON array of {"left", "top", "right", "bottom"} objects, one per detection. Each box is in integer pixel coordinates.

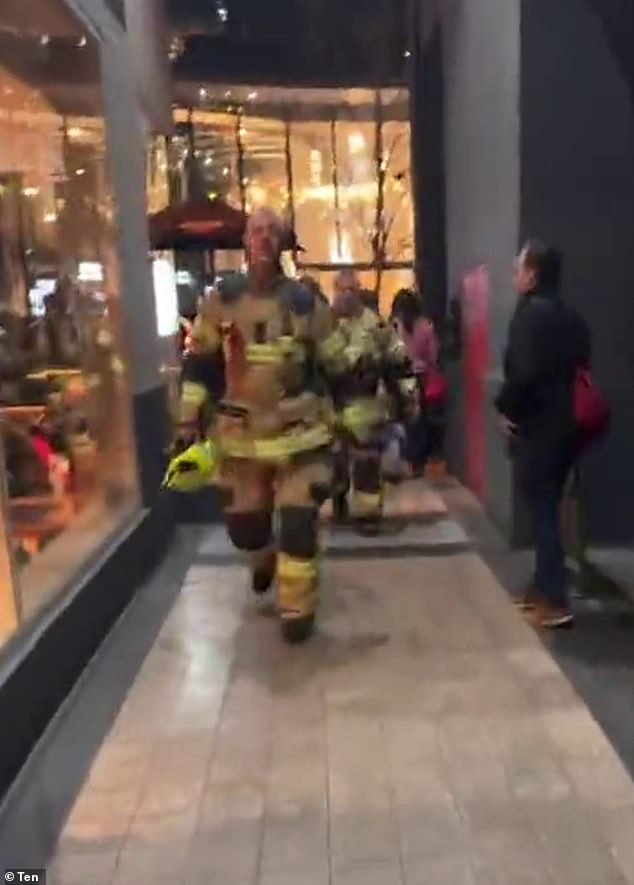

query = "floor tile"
[
  {"left": 332, "top": 861, "right": 403, "bottom": 885},
  {"left": 51, "top": 849, "right": 118, "bottom": 885},
  {"left": 45, "top": 484, "right": 634, "bottom": 885}
]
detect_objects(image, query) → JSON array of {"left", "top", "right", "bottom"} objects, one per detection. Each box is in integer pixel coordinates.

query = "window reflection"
[
  {"left": 0, "top": 22, "right": 139, "bottom": 640},
  {"left": 312, "top": 268, "right": 414, "bottom": 317},
  {"left": 241, "top": 115, "right": 287, "bottom": 215},
  {"left": 334, "top": 121, "right": 377, "bottom": 264},
  {"left": 166, "top": 87, "right": 415, "bottom": 313},
  {"left": 290, "top": 121, "right": 336, "bottom": 262},
  {"left": 381, "top": 119, "right": 413, "bottom": 263}
]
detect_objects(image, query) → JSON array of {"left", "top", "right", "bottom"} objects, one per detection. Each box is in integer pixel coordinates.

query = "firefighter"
[
  {"left": 331, "top": 271, "right": 417, "bottom": 529},
  {"left": 176, "top": 208, "right": 348, "bottom": 644}
]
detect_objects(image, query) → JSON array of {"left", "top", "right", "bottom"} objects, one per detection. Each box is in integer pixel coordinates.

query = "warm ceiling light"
[
  {"left": 247, "top": 91, "right": 258, "bottom": 101},
  {"left": 77, "top": 36, "right": 87, "bottom": 48},
  {"left": 22, "top": 187, "right": 39, "bottom": 197},
  {"left": 75, "top": 168, "right": 86, "bottom": 176},
  {"left": 67, "top": 127, "right": 83, "bottom": 139},
  {"left": 199, "top": 87, "right": 208, "bottom": 100},
  {"left": 40, "top": 35, "right": 50, "bottom": 46}
]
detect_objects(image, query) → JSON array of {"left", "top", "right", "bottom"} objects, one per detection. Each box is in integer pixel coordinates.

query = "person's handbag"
[
  {"left": 574, "top": 367, "right": 610, "bottom": 447},
  {"left": 424, "top": 370, "right": 448, "bottom": 407}
]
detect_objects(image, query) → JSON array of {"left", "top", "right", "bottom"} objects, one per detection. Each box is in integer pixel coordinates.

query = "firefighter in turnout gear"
[
  {"left": 177, "top": 209, "right": 348, "bottom": 643},
  {"left": 331, "top": 270, "right": 417, "bottom": 529}
]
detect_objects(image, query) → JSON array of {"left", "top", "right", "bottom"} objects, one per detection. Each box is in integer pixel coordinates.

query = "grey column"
[
  {"left": 99, "top": 40, "right": 170, "bottom": 505},
  {"left": 420, "top": 0, "right": 521, "bottom": 539}
]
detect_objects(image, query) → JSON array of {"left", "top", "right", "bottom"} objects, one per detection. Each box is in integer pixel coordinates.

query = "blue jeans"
[{"left": 517, "top": 436, "right": 574, "bottom": 609}]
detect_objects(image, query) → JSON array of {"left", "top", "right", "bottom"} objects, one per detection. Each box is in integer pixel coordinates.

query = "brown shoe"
[
  {"left": 513, "top": 586, "right": 540, "bottom": 611},
  {"left": 527, "top": 601, "right": 574, "bottom": 629}
]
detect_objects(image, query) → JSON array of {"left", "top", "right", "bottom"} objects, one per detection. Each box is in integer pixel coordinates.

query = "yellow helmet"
[{"left": 162, "top": 440, "right": 220, "bottom": 493}]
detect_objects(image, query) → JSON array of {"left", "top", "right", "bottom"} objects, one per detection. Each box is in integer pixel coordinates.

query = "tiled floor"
[{"left": 50, "top": 488, "right": 634, "bottom": 885}]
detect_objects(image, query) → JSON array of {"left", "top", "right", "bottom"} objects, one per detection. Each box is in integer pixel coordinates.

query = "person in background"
[
  {"left": 391, "top": 289, "right": 440, "bottom": 473},
  {"left": 495, "top": 240, "right": 590, "bottom": 629},
  {"left": 360, "top": 288, "right": 380, "bottom": 315},
  {"left": 299, "top": 275, "right": 329, "bottom": 306},
  {"left": 332, "top": 268, "right": 360, "bottom": 312},
  {"left": 330, "top": 271, "right": 417, "bottom": 529}
]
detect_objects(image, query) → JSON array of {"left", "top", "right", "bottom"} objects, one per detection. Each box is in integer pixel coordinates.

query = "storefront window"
[
  {"left": 146, "top": 136, "right": 169, "bottom": 214},
  {"left": 240, "top": 115, "right": 287, "bottom": 216},
  {"left": 334, "top": 121, "right": 377, "bottom": 264},
  {"left": 291, "top": 121, "right": 336, "bottom": 263},
  {"left": 314, "top": 267, "right": 414, "bottom": 317},
  {"left": 381, "top": 119, "right": 414, "bottom": 263},
  {"left": 0, "top": 11, "right": 139, "bottom": 644}
]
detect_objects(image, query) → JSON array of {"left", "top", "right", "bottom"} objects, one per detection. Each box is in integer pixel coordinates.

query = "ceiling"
[
  {"left": 166, "top": 0, "right": 411, "bottom": 88},
  {"left": 0, "top": 0, "right": 82, "bottom": 37},
  {"left": 0, "top": 0, "right": 411, "bottom": 118}
]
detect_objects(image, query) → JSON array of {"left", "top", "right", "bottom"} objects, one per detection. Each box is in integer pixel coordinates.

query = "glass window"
[
  {"left": 146, "top": 136, "right": 169, "bottom": 214},
  {"left": 313, "top": 267, "right": 415, "bottom": 318},
  {"left": 381, "top": 118, "right": 414, "bottom": 263},
  {"left": 240, "top": 115, "right": 287, "bottom": 216},
  {"left": 0, "top": 7, "right": 139, "bottom": 643},
  {"left": 334, "top": 120, "right": 377, "bottom": 264},
  {"left": 290, "top": 122, "right": 336, "bottom": 263}
]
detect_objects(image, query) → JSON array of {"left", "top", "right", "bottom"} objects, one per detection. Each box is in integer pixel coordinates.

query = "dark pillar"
[
  {"left": 409, "top": 0, "right": 447, "bottom": 324},
  {"left": 434, "top": 0, "right": 634, "bottom": 545},
  {"left": 520, "top": 0, "right": 634, "bottom": 543}
]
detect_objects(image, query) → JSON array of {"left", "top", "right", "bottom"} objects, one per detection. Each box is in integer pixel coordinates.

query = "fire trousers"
[
  {"left": 332, "top": 436, "right": 383, "bottom": 520},
  {"left": 220, "top": 451, "right": 331, "bottom": 623}
]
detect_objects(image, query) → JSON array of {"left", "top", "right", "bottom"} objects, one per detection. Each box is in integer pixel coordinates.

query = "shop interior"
[
  {"left": 0, "top": 5, "right": 139, "bottom": 643},
  {"left": 160, "top": 85, "right": 415, "bottom": 318}
]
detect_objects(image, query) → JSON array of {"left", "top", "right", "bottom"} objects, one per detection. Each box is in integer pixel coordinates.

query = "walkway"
[{"left": 23, "top": 486, "right": 634, "bottom": 883}]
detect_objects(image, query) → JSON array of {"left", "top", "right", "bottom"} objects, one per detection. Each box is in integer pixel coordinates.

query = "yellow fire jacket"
[{"left": 179, "top": 273, "right": 349, "bottom": 462}]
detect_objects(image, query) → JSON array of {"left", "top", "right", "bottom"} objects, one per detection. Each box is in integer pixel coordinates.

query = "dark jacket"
[{"left": 495, "top": 290, "right": 590, "bottom": 438}]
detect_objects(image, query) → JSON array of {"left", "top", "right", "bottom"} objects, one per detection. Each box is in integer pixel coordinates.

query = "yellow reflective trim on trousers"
[
  {"left": 353, "top": 491, "right": 382, "bottom": 517},
  {"left": 220, "top": 423, "right": 332, "bottom": 461},
  {"left": 277, "top": 554, "right": 318, "bottom": 581},
  {"left": 341, "top": 399, "right": 385, "bottom": 442}
]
